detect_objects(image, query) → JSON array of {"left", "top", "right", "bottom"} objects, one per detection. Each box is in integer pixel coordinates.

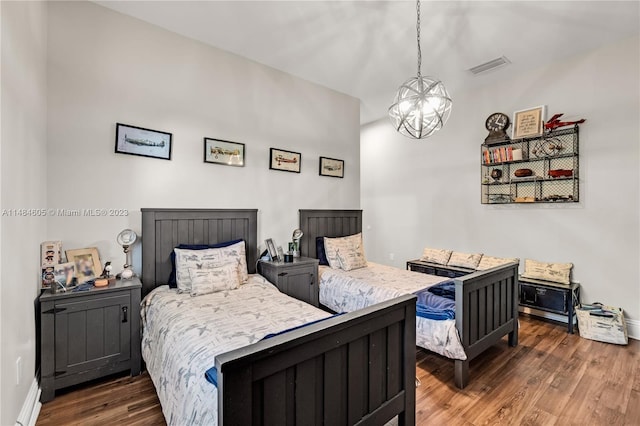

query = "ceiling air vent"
[{"left": 468, "top": 56, "right": 511, "bottom": 75}]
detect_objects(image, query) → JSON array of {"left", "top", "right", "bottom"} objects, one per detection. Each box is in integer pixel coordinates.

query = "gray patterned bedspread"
[
  {"left": 141, "top": 275, "right": 331, "bottom": 425},
  {"left": 319, "top": 262, "right": 467, "bottom": 360}
]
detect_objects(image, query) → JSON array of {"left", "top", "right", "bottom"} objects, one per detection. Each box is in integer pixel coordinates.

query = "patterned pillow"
[
  {"left": 174, "top": 242, "right": 248, "bottom": 293},
  {"left": 477, "top": 255, "right": 519, "bottom": 271},
  {"left": 447, "top": 251, "right": 483, "bottom": 269},
  {"left": 324, "top": 233, "right": 367, "bottom": 271},
  {"left": 167, "top": 239, "right": 244, "bottom": 288},
  {"left": 521, "top": 259, "right": 573, "bottom": 284},
  {"left": 420, "top": 247, "right": 453, "bottom": 265},
  {"left": 189, "top": 262, "right": 240, "bottom": 296}
]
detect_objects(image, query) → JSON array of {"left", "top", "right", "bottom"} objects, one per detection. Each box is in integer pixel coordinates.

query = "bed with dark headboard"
[
  {"left": 140, "top": 208, "right": 417, "bottom": 425},
  {"left": 299, "top": 209, "right": 519, "bottom": 389}
]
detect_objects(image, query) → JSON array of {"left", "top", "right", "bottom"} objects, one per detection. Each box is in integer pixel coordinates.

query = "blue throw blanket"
[
  {"left": 414, "top": 280, "right": 456, "bottom": 321},
  {"left": 205, "top": 313, "right": 342, "bottom": 387}
]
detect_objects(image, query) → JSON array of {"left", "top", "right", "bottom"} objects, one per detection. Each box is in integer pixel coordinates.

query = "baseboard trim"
[
  {"left": 15, "top": 377, "right": 41, "bottom": 426},
  {"left": 520, "top": 307, "right": 639, "bottom": 341}
]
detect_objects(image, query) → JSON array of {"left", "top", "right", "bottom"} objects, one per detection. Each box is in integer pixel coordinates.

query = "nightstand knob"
[{"left": 122, "top": 306, "right": 128, "bottom": 323}]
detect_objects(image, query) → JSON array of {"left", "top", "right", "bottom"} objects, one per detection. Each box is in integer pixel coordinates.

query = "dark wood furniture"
[
  {"left": 519, "top": 276, "right": 580, "bottom": 334},
  {"left": 258, "top": 256, "right": 319, "bottom": 306},
  {"left": 406, "top": 259, "right": 474, "bottom": 278},
  {"left": 140, "top": 208, "right": 417, "bottom": 425},
  {"left": 299, "top": 209, "right": 520, "bottom": 389},
  {"left": 40, "top": 278, "right": 141, "bottom": 403}
]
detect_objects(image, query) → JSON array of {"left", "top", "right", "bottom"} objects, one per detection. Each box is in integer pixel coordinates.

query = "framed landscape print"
[
  {"left": 115, "top": 123, "right": 172, "bottom": 160},
  {"left": 270, "top": 148, "right": 301, "bottom": 173},
  {"left": 319, "top": 156, "right": 344, "bottom": 178},
  {"left": 204, "top": 138, "right": 245, "bottom": 167}
]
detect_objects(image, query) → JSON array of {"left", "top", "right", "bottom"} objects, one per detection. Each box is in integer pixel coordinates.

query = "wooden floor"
[{"left": 37, "top": 315, "right": 640, "bottom": 425}]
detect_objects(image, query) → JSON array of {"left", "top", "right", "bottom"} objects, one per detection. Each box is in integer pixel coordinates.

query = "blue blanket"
[
  {"left": 205, "top": 313, "right": 342, "bottom": 387},
  {"left": 414, "top": 280, "right": 456, "bottom": 321}
]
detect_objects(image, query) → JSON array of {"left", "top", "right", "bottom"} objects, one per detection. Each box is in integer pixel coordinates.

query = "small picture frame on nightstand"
[{"left": 265, "top": 238, "right": 279, "bottom": 262}]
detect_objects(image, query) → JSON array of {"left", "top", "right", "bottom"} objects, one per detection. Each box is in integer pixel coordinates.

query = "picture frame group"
[{"left": 115, "top": 123, "right": 172, "bottom": 160}]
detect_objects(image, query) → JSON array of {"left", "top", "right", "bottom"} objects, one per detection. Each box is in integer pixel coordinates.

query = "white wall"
[
  {"left": 47, "top": 1, "right": 360, "bottom": 272},
  {"left": 362, "top": 36, "right": 639, "bottom": 324},
  {"left": 1, "top": 1, "right": 48, "bottom": 424}
]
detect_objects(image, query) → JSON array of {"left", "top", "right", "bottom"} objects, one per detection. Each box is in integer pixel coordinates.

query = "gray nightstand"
[
  {"left": 39, "top": 277, "right": 142, "bottom": 402},
  {"left": 258, "top": 257, "right": 319, "bottom": 307}
]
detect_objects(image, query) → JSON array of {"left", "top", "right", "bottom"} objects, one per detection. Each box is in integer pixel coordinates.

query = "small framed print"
[
  {"left": 319, "top": 156, "right": 344, "bottom": 178},
  {"left": 265, "top": 238, "right": 279, "bottom": 262},
  {"left": 115, "top": 123, "right": 172, "bottom": 160},
  {"left": 512, "top": 106, "right": 546, "bottom": 139},
  {"left": 270, "top": 148, "right": 301, "bottom": 173},
  {"left": 204, "top": 138, "right": 245, "bottom": 167},
  {"left": 53, "top": 262, "right": 76, "bottom": 287},
  {"left": 65, "top": 247, "right": 102, "bottom": 284}
]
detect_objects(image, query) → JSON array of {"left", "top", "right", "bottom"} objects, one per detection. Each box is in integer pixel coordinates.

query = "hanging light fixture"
[{"left": 388, "top": 0, "right": 452, "bottom": 139}]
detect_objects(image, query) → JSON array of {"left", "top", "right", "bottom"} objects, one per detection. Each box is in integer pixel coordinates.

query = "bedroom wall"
[
  {"left": 46, "top": 1, "right": 360, "bottom": 273},
  {"left": 1, "top": 1, "right": 48, "bottom": 424},
  {"left": 361, "top": 35, "right": 640, "bottom": 331}
]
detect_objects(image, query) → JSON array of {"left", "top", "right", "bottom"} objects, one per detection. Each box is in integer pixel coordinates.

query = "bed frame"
[
  {"left": 141, "top": 208, "right": 417, "bottom": 425},
  {"left": 299, "top": 209, "right": 519, "bottom": 389}
]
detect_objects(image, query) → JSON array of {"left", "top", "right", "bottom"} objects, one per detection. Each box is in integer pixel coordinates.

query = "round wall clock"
[{"left": 484, "top": 112, "right": 511, "bottom": 144}]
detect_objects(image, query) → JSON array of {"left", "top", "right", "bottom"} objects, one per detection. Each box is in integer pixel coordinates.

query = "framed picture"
[
  {"left": 115, "top": 123, "right": 172, "bottom": 160},
  {"left": 65, "top": 247, "right": 102, "bottom": 284},
  {"left": 512, "top": 106, "right": 546, "bottom": 139},
  {"left": 53, "top": 262, "right": 76, "bottom": 287},
  {"left": 270, "top": 148, "right": 301, "bottom": 173},
  {"left": 265, "top": 238, "right": 279, "bottom": 262},
  {"left": 319, "top": 156, "right": 344, "bottom": 178},
  {"left": 204, "top": 138, "right": 245, "bottom": 167}
]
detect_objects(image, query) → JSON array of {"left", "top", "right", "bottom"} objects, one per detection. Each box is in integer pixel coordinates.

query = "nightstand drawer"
[{"left": 520, "top": 283, "right": 567, "bottom": 313}]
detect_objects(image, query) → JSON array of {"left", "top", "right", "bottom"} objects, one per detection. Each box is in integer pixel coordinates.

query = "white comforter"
[
  {"left": 141, "top": 275, "right": 331, "bottom": 425},
  {"left": 319, "top": 262, "right": 467, "bottom": 360}
]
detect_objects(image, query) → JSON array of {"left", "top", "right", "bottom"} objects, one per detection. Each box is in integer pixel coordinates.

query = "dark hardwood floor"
[{"left": 37, "top": 315, "right": 640, "bottom": 425}]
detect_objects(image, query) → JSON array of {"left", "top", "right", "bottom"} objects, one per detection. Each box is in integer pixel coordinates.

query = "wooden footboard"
[
  {"left": 216, "top": 294, "right": 417, "bottom": 425},
  {"left": 454, "top": 262, "right": 519, "bottom": 388}
]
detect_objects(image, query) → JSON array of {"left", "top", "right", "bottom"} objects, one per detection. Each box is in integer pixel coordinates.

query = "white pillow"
[
  {"left": 189, "top": 262, "right": 240, "bottom": 296},
  {"left": 477, "top": 255, "right": 519, "bottom": 271},
  {"left": 420, "top": 247, "right": 452, "bottom": 265},
  {"left": 521, "top": 259, "right": 572, "bottom": 284},
  {"left": 324, "top": 233, "right": 367, "bottom": 271},
  {"left": 447, "top": 251, "right": 483, "bottom": 269},
  {"left": 174, "top": 244, "right": 247, "bottom": 293}
]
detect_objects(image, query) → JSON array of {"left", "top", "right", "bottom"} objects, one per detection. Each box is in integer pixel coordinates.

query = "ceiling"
[{"left": 94, "top": 1, "right": 639, "bottom": 124}]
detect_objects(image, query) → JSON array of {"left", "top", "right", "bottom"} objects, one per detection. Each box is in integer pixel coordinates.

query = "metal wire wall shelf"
[{"left": 481, "top": 125, "right": 579, "bottom": 204}]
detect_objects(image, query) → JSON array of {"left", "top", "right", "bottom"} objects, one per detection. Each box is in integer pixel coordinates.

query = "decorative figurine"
[
  {"left": 544, "top": 113, "right": 585, "bottom": 131},
  {"left": 101, "top": 261, "right": 112, "bottom": 278}
]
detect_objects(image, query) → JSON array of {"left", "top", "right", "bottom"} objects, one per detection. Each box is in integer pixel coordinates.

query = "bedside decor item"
[
  {"left": 65, "top": 247, "right": 102, "bottom": 284},
  {"left": 115, "top": 123, "right": 172, "bottom": 160},
  {"left": 319, "top": 157, "right": 344, "bottom": 178},
  {"left": 269, "top": 148, "right": 301, "bottom": 173},
  {"left": 41, "top": 241, "right": 62, "bottom": 267},
  {"left": 292, "top": 229, "right": 303, "bottom": 257},
  {"left": 514, "top": 168, "right": 533, "bottom": 177},
  {"left": 53, "top": 262, "right": 76, "bottom": 288},
  {"left": 265, "top": 238, "right": 279, "bottom": 262},
  {"left": 512, "top": 106, "right": 546, "bottom": 139},
  {"left": 388, "top": 0, "right": 452, "bottom": 139},
  {"left": 484, "top": 112, "right": 510, "bottom": 144},
  {"left": 204, "top": 138, "right": 245, "bottom": 167},
  {"left": 117, "top": 229, "right": 137, "bottom": 280}
]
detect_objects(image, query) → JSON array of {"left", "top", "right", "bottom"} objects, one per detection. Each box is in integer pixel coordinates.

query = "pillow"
[
  {"left": 316, "top": 237, "right": 329, "bottom": 266},
  {"left": 477, "top": 255, "right": 519, "bottom": 271},
  {"left": 189, "top": 262, "right": 240, "bottom": 296},
  {"left": 521, "top": 259, "right": 573, "bottom": 284},
  {"left": 174, "top": 242, "right": 248, "bottom": 293},
  {"left": 323, "top": 233, "right": 367, "bottom": 271},
  {"left": 447, "top": 251, "right": 483, "bottom": 269},
  {"left": 167, "top": 239, "right": 244, "bottom": 288},
  {"left": 420, "top": 247, "right": 453, "bottom": 265}
]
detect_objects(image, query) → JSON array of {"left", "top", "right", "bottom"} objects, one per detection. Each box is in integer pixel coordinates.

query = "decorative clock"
[{"left": 484, "top": 112, "right": 511, "bottom": 144}]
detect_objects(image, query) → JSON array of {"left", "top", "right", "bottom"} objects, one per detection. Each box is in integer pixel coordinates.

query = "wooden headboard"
[
  {"left": 141, "top": 208, "right": 258, "bottom": 296},
  {"left": 298, "top": 209, "right": 362, "bottom": 259}
]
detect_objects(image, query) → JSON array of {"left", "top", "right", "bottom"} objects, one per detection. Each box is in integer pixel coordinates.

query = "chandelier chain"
[{"left": 416, "top": 0, "right": 421, "bottom": 78}]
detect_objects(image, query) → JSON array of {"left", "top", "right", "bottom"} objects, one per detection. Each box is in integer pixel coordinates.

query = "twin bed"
[{"left": 139, "top": 208, "right": 519, "bottom": 425}]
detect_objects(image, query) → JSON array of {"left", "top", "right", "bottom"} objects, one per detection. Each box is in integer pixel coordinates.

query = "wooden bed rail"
[
  {"left": 216, "top": 294, "right": 417, "bottom": 426},
  {"left": 454, "top": 262, "right": 519, "bottom": 388}
]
